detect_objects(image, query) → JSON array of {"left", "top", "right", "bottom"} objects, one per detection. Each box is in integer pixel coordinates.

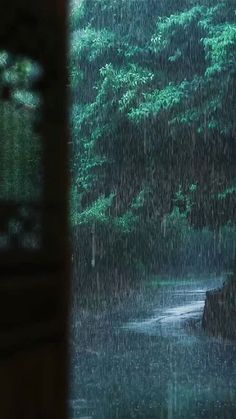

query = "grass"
[{"left": 145, "top": 273, "right": 220, "bottom": 289}]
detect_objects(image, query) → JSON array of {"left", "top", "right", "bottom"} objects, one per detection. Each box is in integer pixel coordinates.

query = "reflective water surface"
[{"left": 70, "top": 277, "right": 236, "bottom": 419}]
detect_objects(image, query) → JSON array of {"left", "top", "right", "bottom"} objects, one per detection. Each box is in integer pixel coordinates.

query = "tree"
[{"left": 70, "top": 0, "right": 236, "bottom": 287}]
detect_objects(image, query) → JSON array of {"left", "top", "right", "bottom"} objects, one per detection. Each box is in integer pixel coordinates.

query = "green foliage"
[
  {"left": 218, "top": 185, "right": 236, "bottom": 200},
  {"left": 114, "top": 210, "right": 139, "bottom": 233},
  {"left": 0, "top": 52, "right": 41, "bottom": 108},
  {"left": 71, "top": 28, "right": 115, "bottom": 63},
  {"left": 70, "top": 0, "right": 236, "bottom": 280},
  {"left": 151, "top": 5, "right": 206, "bottom": 54},
  {"left": 129, "top": 2, "right": 236, "bottom": 135},
  {"left": 0, "top": 53, "right": 42, "bottom": 203},
  {"left": 72, "top": 193, "right": 115, "bottom": 225},
  {"left": 129, "top": 78, "right": 201, "bottom": 123},
  {"left": 0, "top": 102, "right": 41, "bottom": 201}
]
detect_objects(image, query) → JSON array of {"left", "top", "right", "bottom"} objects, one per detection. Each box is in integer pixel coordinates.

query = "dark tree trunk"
[{"left": 202, "top": 274, "right": 236, "bottom": 339}]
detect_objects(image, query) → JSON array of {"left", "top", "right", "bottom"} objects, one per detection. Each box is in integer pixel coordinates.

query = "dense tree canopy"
[{"left": 70, "top": 0, "right": 236, "bottom": 283}]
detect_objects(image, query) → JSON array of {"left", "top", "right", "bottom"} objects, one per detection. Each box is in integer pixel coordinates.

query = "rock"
[{"left": 202, "top": 275, "right": 236, "bottom": 339}]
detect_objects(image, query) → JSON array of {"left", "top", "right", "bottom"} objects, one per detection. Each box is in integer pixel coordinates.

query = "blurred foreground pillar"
[{"left": 0, "top": 1, "right": 70, "bottom": 418}]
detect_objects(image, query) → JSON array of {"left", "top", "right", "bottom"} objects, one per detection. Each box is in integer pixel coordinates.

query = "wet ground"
[{"left": 70, "top": 276, "right": 236, "bottom": 419}]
